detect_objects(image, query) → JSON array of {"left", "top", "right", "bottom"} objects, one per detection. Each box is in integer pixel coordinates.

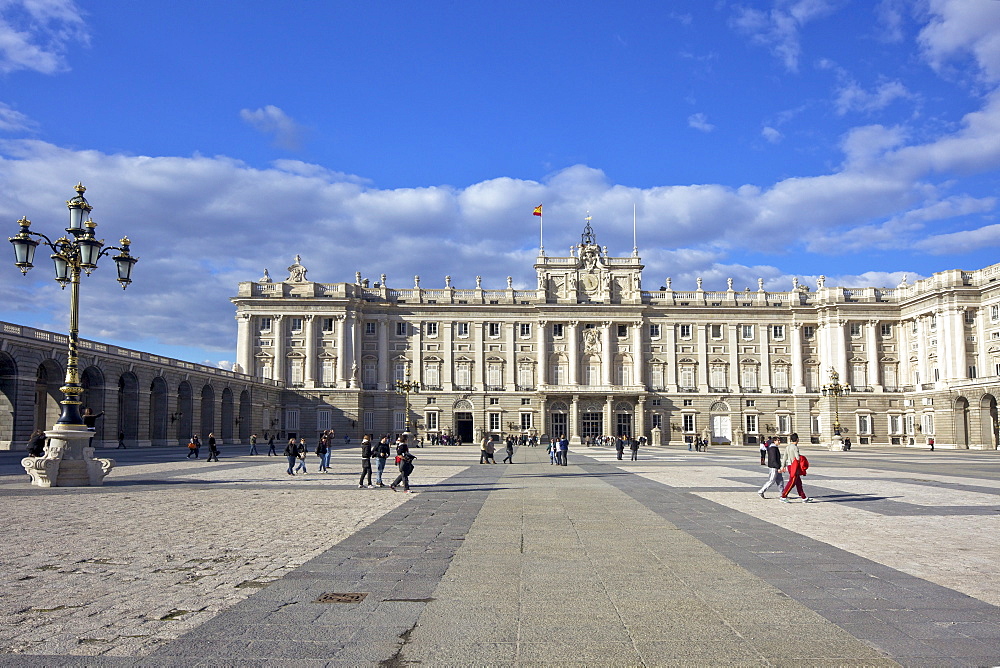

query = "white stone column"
[
  {"left": 916, "top": 315, "right": 929, "bottom": 386},
  {"left": 976, "top": 308, "right": 988, "bottom": 378},
  {"left": 507, "top": 321, "right": 517, "bottom": 389},
  {"left": 943, "top": 307, "right": 967, "bottom": 382},
  {"left": 728, "top": 324, "right": 739, "bottom": 390},
  {"left": 336, "top": 315, "right": 347, "bottom": 387},
  {"left": 665, "top": 322, "right": 677, "bottom": 391},
  {"left": 632, "top": 320, "right": 643, "bottom": 387},
  {"left": 791, "top": 323, "right": 805, "bottom": 392},
  {"left": 897, "top": 318, "right": 910, "bottom": 387},
  {"left": 536, "top": 320, "right": 547, "bottom": 386},
  {"left": 605, "top": 395, "right": 614, "bottom": 437},
  {"left": 236, "top": 313, "right": 252, "bottom": 375},
  {"left": 602, "top": 322, "right": 613, "bottom": 386},
  {"left": 866, "top": 319, "right": 881, "bottom": 391},
  {"left": 272, "top": 315, "right": 286, "bottom": 385},
  {"left": 570, "top": 394, "right": 580, "bottom": 444},
  {"left": 760, "top": 325, "right": 772, "bottom": 392},
  {"left": 568, "top": 321, "right": 579, "bottom": 385},
  {"left": 636, "top": 396, "right": 646, "bottom": 440},
  {"left": 414, "top": 320, "right": 424, "bottom": 386},
  {"left": 304, "top": 314, "right": 317, "bottom": 388},
  {"left": 377, "top": 318, "right": 389, "bottom": 390},
  {"left": 443, "top": 322, "right": 454, "bottom": 388},
  {"left": 474, "top": 321, "right": 485, "bottom": 389},
  {"left": 349, "top": 313, "right": 360, "bottom": 388}
]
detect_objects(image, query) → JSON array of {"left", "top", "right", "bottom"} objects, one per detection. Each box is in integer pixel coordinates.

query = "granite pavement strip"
[{"left": 2, "top": 445, "right": 999, "bottom": 667}]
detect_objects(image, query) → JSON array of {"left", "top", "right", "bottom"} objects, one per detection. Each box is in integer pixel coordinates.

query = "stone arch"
[
  {"left": 176, "top": 381, "right": 194, "bottom": 441},
  {"left": 453, "top": 399, "right": 474, "bottom": 411},
  {"left": 80, "top": 366, "right": 106, "bottom": 437},
  {"left": 709, "top": 401, "right": 731, "bottom": 413},
  {"left": 549, "top": 401, "right": 569, "bottom": 413},
  {"left": 954, "top": 396, "right": 970, "bottom": 449},
  {"left": 200, "top": 384, "right": 216, "bottom": 438},
  {"left": 221, "top": 387, "right": 234, "bottom": 442},
  {"left": 149, "top": 376, "right": 169, "bottom": 445},
  {"left": 239, "top": 389, "right": 251, "bottom": 442},
  {"left": 35, "top": 359, "right": 63, "bottom": 431},
  {"left": 117, "top": 372, "right": 140, "bottom": 446},
  {"left": 979, "top": 394, "right": 998, "bottom": 450},
  {"left": 0, "top": 352, "right": 16, "bottom": 448}
]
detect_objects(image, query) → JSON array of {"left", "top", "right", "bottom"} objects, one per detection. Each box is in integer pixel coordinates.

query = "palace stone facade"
[{"left": 231, "top": 223, "right": 1000, "bottom": 449}]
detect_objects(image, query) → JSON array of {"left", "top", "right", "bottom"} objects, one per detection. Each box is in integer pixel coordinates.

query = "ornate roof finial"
[{"left": 580, "top": 212, "right": 597, "bottom": 247}]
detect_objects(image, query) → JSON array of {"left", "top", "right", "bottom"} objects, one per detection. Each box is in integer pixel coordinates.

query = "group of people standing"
[
  {"left": 185, "top": 433, "right": 219, "bottom": 461},
  {"left": 546, "top": 436, "right": 569, "bottom": 465},
  {"left": 757, "top": 433, "right": 815, "bottom": 503}
]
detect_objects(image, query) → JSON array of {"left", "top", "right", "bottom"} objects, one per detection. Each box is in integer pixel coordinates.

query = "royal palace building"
[{"left": 232, "top": 222, "right": 1000, "bottom": 449}]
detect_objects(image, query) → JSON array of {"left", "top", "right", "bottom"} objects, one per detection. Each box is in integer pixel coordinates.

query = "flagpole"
[{"left": 632, "top": 202, "right": 638, "bottom": 257}]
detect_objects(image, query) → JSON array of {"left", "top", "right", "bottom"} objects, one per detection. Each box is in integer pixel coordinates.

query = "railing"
[
  {"left": 740, "top": 387, "right": 762, "bottom": 393},
  {"left": 851, "top": 385, "right": 874, "bottom": 392},
  {"left": 486, "top": 385, "right": 506, "bottom": 392},
  {"left": 679, "top": 386, "right": 698, "bottom": 393},
  {"left": 708, "top": 387, "right": 731, "bottom": 393}
]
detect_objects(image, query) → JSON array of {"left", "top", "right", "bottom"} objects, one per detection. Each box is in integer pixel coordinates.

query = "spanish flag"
[{"left": 533, "top": 204, "right": 543, "bottom": 217}]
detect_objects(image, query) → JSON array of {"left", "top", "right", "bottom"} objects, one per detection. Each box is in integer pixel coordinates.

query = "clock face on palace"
[{"left": 581, "top": 273, "right": 600, "bottom": 293}]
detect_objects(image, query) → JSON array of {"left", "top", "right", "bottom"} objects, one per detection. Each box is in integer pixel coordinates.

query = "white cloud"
[
  {"left": 239, "top": 105, "right": 307, "bottom": 151},
  {"left": 834, "top": 79, "right": 912, "bottom": 115},
  {"left": 730, "top": 0, "right": 840, "bottom": 72},
  {"left": 918, "top": 0, "right": 1000, "bottom": 83},
  {"left": 0, "top": 102, "right": 35, "bottom": 131},
  {"left": 0, "top": 0, "right": 88, "bottom": 74},
  {"left": 761, "top": 126, "right": 783, "bottom": 143},
  {"left": 687, "top": 112, "right": 715, "bottom": 132}
]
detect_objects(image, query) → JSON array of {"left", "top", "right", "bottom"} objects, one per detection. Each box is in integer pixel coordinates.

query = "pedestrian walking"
[
  {"left": 391, "top": 435, "right": 415, "bottom": 492},
  {"left": 316, "top": 437, "right": 328, "bottom": 473},
  {"left": 249, "top": 433, "right": 258, "bottom": 455},
  {"left": 502, "top": 437, "right": 514, "bottom": 463},
  {"left": 186, "top": 434, "right": 201, "bottom": 459},
  {"left": 374, "top": 435, "right": 390, "bottom": 487},
  {"left": 615, "top": 437, "right": 625, "bottom": 460},
  {"left": 480, "top": 435, "right": 490, "bottom": 464},
  {"left": 779, "top": 433, "right": 814, "bottom": 503},
  {"left": 267, "top": 434, "right": 277, "bottom": 456},
  {"left": 206, "top": 433, "right": 219, "bottom": 461},
  {"left": 283, "top": 438, "right": 298, "bottom": 475},
  {"left": 629, "top": 437, "right": 639, "bottom": 461},
  {"left": 359, "top": 435, "right": 374, "bottom": 488},
  {"left": 295, "top": 438, "right": 308, "bottom": 473},
  {"left": 484, "top": 436, "right": 497, "bottom": 464},
  {"left": 117, "top": 430, "right": 126, "bottom": 449},
  {"left": 757, "top": 438, "right": 784, "bottom": 498}
]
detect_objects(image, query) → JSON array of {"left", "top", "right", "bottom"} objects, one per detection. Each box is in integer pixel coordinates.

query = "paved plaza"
[{"left": 0, "top": 442, "right": 998, "bottom": 666}]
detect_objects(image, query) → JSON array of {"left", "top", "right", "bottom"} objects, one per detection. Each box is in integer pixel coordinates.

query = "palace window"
[
  {"left": 488, "top": 363, "right": 503, "bottom": 387},
  {"left": 553, "top": 323, "right": 564, "bottom": 338},
  {"left": 520, "top": 413, "right": 532, "bottom": 430},
  {"left": 772, "top": 366, "right": 789, "bottom": 390},
  {"left": 741, "top": 324, "right": 754, "bottom": 340},
  {"left": 777, "top": 414, "right": 791, "bottom": 434},
  {"left": 682, "top": 414, "right": 695, "bottom": 432},
  {"left": 649, "top": 323, "right": 661, "bottom": 339},
  {"left": 771, "top": 325, "right": 785, "bottom": 339},
  {"left": 290, "top": 317, "right": 303, "bottom": 332},
  {"left": 488, "top": 322, "right": 501, "bottom": 338},
  {"left": 425, "top": 411, "right": 438, "bottom": 431},
  {"left": 679, "top": 324, "right": 692, "bottom": 339},
  {"left": 857, "top": 414, "right": 872, "bottom": 434},
  {"left": 519, "top": 323, "right": 531, "bottom": 338},
  {"left": 394, "top": 362, "right": 408, "bottom": 383},
  {"left": 259, "top": 317, "right": 272, "bottom": 332},
  {"left": 425, "top": 322, "right": 438, "bottom": 337},
  {"left": 888, "top": 414, "right": 902, "bottom": 434},
  {"left": 617, "top": 324, "right": 628, "bottom": 338},
  {"left": 457, "top": 322, "right": 470, "bottom": 338},
  {"left": 710, "top": 324, "right": 723, "bottom": 339},
  {"left": 321, "top": 359, "right": 335, "bottom": 386},
  {"left": 489, "top": 412, "right": 501, "bottom": 431},
  {"left": 365, "top": 322, "right": 376, "bottom": 335},
  {"left": 881, "top": 323, "right": 892, "bottom": 336},
  {"left": 317, "top": 409, "right": 332, "bottom": 432},
  {"left": 364, "top": 410, "right": 374, "bottom": 432},
  {"left": 424, "top": 364, "right": 440, "bottom": 388},
  {"left": 745, "top": 414, "right": 758, "bottom": 433},
  {"left": 455, "top": 362, "right": 471, "bottom": 387},
  {"left": 396, "top": 322, "right": 408, "bottom": 336},
  {"left": 321, "top": 318, "right": 334, "bottom": 333},
  {"left": 803, "top": 325, "right": 814, "bottom": 338},
  {"left": 849, "top": 322, "right": 862, "bottom": 336}
]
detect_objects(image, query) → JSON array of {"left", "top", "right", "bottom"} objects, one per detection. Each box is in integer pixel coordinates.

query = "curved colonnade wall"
[{"left": 0, "top": 322, "right": 285, "bottom": 450}]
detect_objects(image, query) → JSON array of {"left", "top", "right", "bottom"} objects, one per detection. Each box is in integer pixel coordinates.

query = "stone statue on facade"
[
  {"left": 583, "top": 328, "right": 601, "bottom": 353},
  {"left": 260, "top": 268, "right": 272, "bottom": 283},
  {"left": 727, "top": 277, "right": 733, "bottom": 290},
  {"left": 507, "top": 276, "right": 513, "bottom": 289},
  {"left": 287, "top": 255, "right": 308, "bottom": 283}
]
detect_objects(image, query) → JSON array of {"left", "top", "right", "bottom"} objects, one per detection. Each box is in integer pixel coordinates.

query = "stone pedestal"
[
  {"left": 651, "top": 426, "right": 662, "bottom": 447},
  {"left": 21, "top": 425, "right": 115, "bottom": 487},
  {"left": 828, "top": 435, "right": 845, "bottom": 451}
]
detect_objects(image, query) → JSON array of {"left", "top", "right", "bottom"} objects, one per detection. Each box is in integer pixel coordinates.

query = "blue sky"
[{"left": 2, "top": 0, "right": 1000, "bottom": 368}]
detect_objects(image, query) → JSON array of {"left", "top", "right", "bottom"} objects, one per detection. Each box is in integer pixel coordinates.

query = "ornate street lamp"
[
  {"left": 10, "top": 184, "right": 137, "bottom": 486},
  {"left": 394, "top": 364, "right": 420, "bottom": 437},
  {"left": 821, "top": 367, "right": 850, "bottom": 450}
]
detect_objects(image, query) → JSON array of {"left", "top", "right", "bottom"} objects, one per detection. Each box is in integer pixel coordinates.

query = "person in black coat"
[{"left": 391, "top": 435, "right": 414, "bottom": 492}]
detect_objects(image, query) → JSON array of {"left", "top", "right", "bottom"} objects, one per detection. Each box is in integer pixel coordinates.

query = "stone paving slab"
[{"left": 0, "top": 445, "right": 998, "bottom": 665}]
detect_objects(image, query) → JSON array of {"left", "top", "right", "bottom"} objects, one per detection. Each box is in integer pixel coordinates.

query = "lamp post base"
[
  {"left": 21, "top": 425, "right": 115, "bottom": 487},
  {"left": 827, "top": 435, "right": 846, "bottom": 451}
]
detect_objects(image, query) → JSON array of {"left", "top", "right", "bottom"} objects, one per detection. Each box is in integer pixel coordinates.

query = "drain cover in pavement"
[{"left": 314, "top": 592, "right": 368, "bottom": 604}]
